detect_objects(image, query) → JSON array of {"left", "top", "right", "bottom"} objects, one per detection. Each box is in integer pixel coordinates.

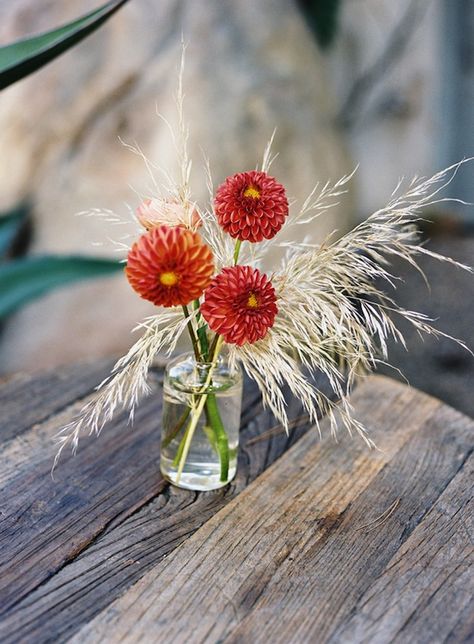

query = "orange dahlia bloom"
[
  {"left": 214, "top": 171, "right": 289, "bottom": 243},
  {"left": 201, "top": 265, "right": 278, "bottom": 345},
  {"left": 126, "top": 225, "right": 214, "bottom": 307}
]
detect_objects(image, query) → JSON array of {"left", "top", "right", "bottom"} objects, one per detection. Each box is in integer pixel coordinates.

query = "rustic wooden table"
[{"left": 0, "top": 360, "right": 472, "bottom": 643}]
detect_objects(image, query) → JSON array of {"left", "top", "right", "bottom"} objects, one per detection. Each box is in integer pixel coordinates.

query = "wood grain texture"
[
  {"left": 329, "top": 449, "right": 474, "bottom": 644},
  {"left": 0, "top": 361, "right": 331, "bottom": 643},
  {"left": 0, "top": 359, "right": 114, "bottom": 443},
  {"left": 69, "top": 375, "right": 474, "bottom": 644}
]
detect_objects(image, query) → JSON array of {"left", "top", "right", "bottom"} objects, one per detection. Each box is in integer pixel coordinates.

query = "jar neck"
[{"left": 165, "top": 352, "right": 242, "bottom": 395}]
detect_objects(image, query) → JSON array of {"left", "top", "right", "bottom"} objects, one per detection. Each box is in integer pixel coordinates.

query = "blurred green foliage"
[
  {"left": 0, "top": 0, "right": 130, "bottom": 323},
  {"left": 0, "top": 0, "right": 129, "bottom": 90},
  {"left": 0, "top": 206, "right": 28, "bottom": 257},
  {"left": 0, "top": 254, "right": 124, "bottom": 320},
  {"left": 296, "top": 0, "right": 341, "bottom": 49}
]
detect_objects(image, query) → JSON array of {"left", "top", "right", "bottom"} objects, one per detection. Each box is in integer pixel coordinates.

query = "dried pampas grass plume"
[
  {"left": 52, "top": 309, "right": 197, "bottom": 474},
  {"left": 228, "top": 161, "right": 472, "bottom": 441}
]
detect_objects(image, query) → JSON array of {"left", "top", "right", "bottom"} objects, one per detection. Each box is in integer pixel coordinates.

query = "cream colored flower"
[{"left": 136, "top": 198, "right": 201, "bottom": 231}]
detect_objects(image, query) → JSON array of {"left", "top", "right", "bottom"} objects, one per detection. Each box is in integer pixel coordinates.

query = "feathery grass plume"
[
  {"left": 198, "top": 154, "right": 236, "bottom": 269},
  {"left": 229, "top": 161, "right": 472, "bottom": 442},
  {"left": 285, "top": 169, "right": 357, "bottom": 229},
  {"left": 200, "top": 204, "right": 235, "bottom": 270},
  {"left": 53, "top": 309, "right": 196, "bottom": 473},
  {"left": 253, "top": 163, "right": 357, "bottom": 266}
]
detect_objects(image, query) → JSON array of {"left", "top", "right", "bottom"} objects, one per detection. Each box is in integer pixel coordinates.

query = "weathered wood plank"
[
  {"left": 0, "top": 371, "right": 257, "bottom": 614},
  {"left": 69, "top": 376, "right": 473, "bottom": 644},
  {"left": 0, "top": 363, "right": 330, "bottom": 642},
  {"left": 0, "top": 396, "right": 164, "bottom": 616},
  {"left": 329, "top": 449, "right": 474, "bottom": 644},
  {"left": 0, "top": 359, "right": 114, "bottom": 443}
]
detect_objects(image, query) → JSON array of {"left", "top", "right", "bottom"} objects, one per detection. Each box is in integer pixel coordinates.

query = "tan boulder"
[{"left": 0, "top": 0, "right": 354, "bottom": 374}]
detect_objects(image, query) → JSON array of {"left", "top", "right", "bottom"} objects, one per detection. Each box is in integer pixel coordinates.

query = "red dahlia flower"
[
  {"left": 214, "top": 170, "right": 289, "bottom": 243},
  {"left": 201, "top": 265, "right": 278, "bottom": 345},
  {"left": 126, "top": 225, "right": 214, "bottom": 307}
]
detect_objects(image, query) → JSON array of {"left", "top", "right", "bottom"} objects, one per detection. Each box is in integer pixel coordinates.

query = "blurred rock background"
[
  {"left": 0, "top": 0, "right": 473, "bottom": 416},
  {"left": 0, "top": 0, "right": 352, "bottom": 372}
]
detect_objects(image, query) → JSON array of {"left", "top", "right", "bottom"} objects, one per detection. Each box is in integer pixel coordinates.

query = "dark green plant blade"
[
  {"left": 296, "top": 0, "right": 341, "bottom": 49},
  {"left": 0, "top": 205, "right": 29, "bottom": 257},
  {"left": 0, "top": 255, "right": 123, "bottom": 319},
  {"left": 0, "top": 0, "right": 130, "bottom": 91}
]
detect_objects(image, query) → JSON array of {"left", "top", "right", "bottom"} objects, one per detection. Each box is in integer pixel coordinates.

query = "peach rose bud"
[{"left": 136, "top": 198, "right": 201, "bottom": 231}]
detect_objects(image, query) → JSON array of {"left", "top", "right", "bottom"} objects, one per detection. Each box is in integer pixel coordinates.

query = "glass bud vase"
[{"left": 160, "top": 352, "right": 243, "bottom": 491}]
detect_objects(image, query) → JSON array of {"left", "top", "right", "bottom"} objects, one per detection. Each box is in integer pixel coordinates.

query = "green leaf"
[
  {"left": 296, "top": 0, "right": 341, "bottom": 49},
  {"left": 0, "top": 0, "right": 130, "bottom": 91},
  {"left": 0, "top": 205, "right": 29, "bottom": 257},
  {"left": 0, "top": 255, "right": 123, "bottom": 319}
]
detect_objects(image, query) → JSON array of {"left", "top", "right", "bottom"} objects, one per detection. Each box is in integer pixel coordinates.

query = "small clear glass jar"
[{"left": 160, "top": 353, "right": 242, "bottom": 491}]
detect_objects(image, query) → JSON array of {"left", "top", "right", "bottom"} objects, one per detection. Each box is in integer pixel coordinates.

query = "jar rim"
[{"left": 165, "top": 351, "right": 242, "bottom": 394}]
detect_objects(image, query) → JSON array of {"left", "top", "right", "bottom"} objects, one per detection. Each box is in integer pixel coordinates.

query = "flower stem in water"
[
  {"left": 162, "top": 404, "right": 191, "bottom": 449},
  {"left": 175, "top": 336, "right": 225, "bottom": 484}
]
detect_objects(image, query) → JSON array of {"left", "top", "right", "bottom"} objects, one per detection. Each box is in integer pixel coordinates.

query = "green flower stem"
[
  {"left": 172, "top": 421, "right": 188, "bottom": 468},
  {"left": 208, "top": 332, "right": 220, "bottom": 360},
  {"left": 172, "top": 391, "right": 229, "bottom": 482},
  {"left": 175, "top": 336, "right": 224, "bottom": 485},
  {"left": 165, "top": 305, "right": 207, "bottom": 454},
  {"left": 193, "top": 299, "right": 209, "bottom": 360},
  {"left": 175, "top": 299, "right": 230, "bottom": 483},
  {"left": 162, "top": 404, "right": 191, "bottom": 449},
  {"left": 233, "top": 239, "right": 242, "bottom": 265},
  {"left": 175, "top": 395, "right": 207, "bottom": 482},
  {"left": 170, "top": 343, "right": 229, "bottom": 479},
  {"left": 182, "top": 304, "right": 201, "bottom": 361},
  {"left": 205, "top": 393, "right": 229, "bottom": 481}
]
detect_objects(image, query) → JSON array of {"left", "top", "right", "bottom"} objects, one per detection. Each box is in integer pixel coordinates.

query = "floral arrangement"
[{"left": 54, "top": 60, "right": 471, "bottom": 491}]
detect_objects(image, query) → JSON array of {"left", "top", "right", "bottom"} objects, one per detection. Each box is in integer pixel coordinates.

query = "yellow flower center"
[
  {"left": 247, "top": 292, "right": 259, "bottom": 308},
  {"left": 159, "top": 271, "right": 179, "bottom": 287},
  {"left": 243, "top": 185, "right": 261, "bottom": 199}
]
